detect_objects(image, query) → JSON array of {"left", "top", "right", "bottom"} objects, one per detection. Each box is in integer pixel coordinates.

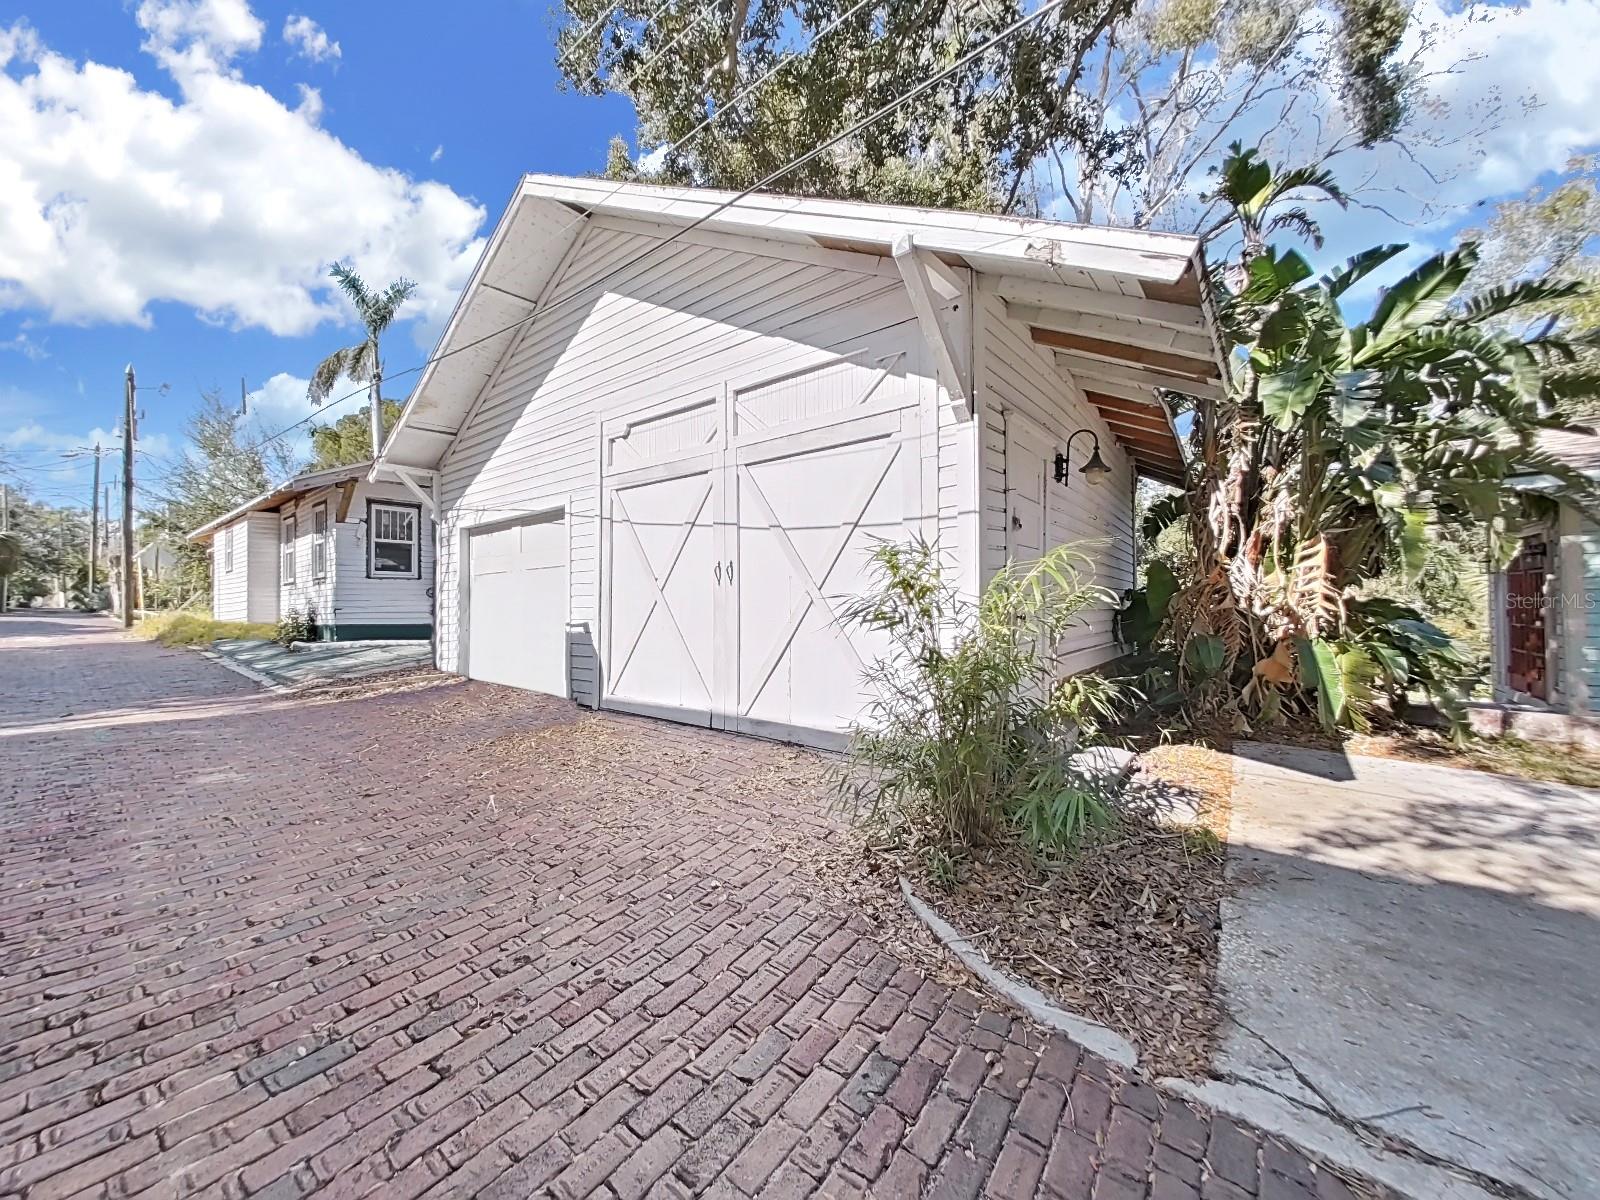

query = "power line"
[{"left": 240, "top": 0, "right": 1067, "bottom": 456}]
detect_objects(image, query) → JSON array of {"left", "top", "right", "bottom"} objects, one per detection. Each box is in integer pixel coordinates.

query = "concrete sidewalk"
[
  {"left": 1179, "top": 743, "right": 1600, "bottom": 1200},
  {"left": 209, "top": 636, "right": 433, "bottom": 688}
]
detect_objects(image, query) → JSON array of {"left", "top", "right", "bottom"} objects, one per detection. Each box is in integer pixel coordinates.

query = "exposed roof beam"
[
  {"left": 994, "top": 274, "right": 1206, "bottom": 332},
  {"left": 1084, "top": 390, "right": 1169, "bottom": 419},
  {"left": 1054, "top": 352, "right": 1224, "bottom": 401},
  {"left": 1005, "top": 301, "right": 1214, "bottom": 361},
  {"left": 893, "top": 232, "right": 969, "bottom": 416},
  {"left": 1111, "top": 426, "right": 1185, "bottom": 457},
  {"left": 1101, "top": 410, "right": 1175, "bottom": 438},
  {"left": 1031, "top": 326, "right": 1220, "bottom": 380}
]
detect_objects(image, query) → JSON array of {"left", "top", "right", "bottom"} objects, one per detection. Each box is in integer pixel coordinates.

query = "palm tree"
[
  {"left": 307, "top": 265, "right": 417, "bottom": 457},
  {"left": 1147, "top": 145, "right": 1598, "bottom": 734}
]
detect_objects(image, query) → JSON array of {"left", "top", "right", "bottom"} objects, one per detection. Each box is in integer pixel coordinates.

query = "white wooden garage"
[{"left": 373, "top": 176, "right": 1219, "bottom": 746}]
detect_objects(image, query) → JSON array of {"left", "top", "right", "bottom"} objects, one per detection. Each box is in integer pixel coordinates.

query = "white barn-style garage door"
[
  {"left": 466, "top": 512, "right": 568, "bottom": 696},
  {"left": 600, "top": 327, "right": 931, "bottom": 745}
]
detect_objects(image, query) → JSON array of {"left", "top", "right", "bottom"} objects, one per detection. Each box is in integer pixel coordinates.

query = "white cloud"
[
  {"left": 430, "top": 144, "right": 443, "bottom": 164},
  {"left": 245, "top": 370, "right": 359, "bottom": 463},
  {"left": 0, "top": 329, "right": 46, "bottom": 360},
  {"left": 294, "top": 81, "right": 323, "bottom": 123},
  {"left": 0, "top": 4, "right": 485, "bottom": 342},
  {"left": 137, "top": 0, "right": 263, "bottom": 75},
  {"left": 282, "top": 14, "right": 340, "bottom": 64}
]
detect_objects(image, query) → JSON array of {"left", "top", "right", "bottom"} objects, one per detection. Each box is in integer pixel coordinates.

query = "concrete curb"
[
  {"left": 195, "top": 647, "right": 292, "bottom": 695},
  {"left": 897, "top": 876, "right": 1139, "bottom": 1068}
]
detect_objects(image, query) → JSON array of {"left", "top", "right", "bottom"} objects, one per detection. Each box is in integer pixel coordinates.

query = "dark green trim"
[{"left": 314, "top": 623, "right": 432, "bottom": 642}]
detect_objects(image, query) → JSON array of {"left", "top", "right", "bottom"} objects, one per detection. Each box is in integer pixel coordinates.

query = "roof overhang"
[
  {"left": 188, "top": 461, "right": 372, "bottom": 544},
  {"left": 378, "top": 174, "right": 1220, "bottom": 483}
]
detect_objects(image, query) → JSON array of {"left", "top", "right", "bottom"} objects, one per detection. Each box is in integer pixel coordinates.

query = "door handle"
[
  {"left": 714, "top": 562, "right": 722, "bottom": 584},
  {"left": 727, "top": 560, "right": 734, "bottom": 585}
]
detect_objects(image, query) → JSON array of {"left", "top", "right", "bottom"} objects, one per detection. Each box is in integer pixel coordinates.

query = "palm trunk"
[{"left": 369, "top": 340, "right": 383, "bottom": 458}]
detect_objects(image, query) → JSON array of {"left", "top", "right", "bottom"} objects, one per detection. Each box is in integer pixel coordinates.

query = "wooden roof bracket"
[
  {"left": 892, "top": 232, "right": 971, "bottom": 420},
  {"left": 380, "top": 465, "right": 439, "bottom": 517}
]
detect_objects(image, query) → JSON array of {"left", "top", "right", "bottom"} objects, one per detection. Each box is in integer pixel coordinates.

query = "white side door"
[
  {"left": 1005, "top": 412, "right": 1051, "bottom": 564},
  {"left": 724, "top": 332, "right": 927, "bottom": 744},
  {"left": 728, "top": 409, "right": 922, "bottom": 744},
  {"left": 600, "top": 393, "right": 727, "bottom": 726},
  {"left": 467, "top": 512, "right": 567, "bottom": 695}
]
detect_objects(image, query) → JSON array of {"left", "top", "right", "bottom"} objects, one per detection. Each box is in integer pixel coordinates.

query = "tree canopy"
[
  {"left": 145, "top": 392, "right": 296, "bottom": 604},
  {"left": 1461, "top": 156, "right": 1600, "bottom": 419},
  {"left": 0, "top": 494, "right": 93, "bottom": 607},
  {"left": 308, "top": 401, "right": 403, "bottom": 470},
  {"left": 558, "top": 0, "right": 1463, "bottom": 230}
]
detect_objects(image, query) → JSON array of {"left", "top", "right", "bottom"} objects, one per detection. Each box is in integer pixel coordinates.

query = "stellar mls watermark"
[{"left": 1504, "top": 592, "right": 1597, "bottom": 611}]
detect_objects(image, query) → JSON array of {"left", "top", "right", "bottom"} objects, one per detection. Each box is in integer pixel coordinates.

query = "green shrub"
[
  {"left": 275, "top": 608, "right": 313, "bottom": 646},
  {"left": 836, "top": 537, "right": 1124, "bottom": 852}
]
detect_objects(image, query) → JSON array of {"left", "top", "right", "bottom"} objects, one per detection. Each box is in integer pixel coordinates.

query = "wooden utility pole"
[
  {"left": 122, "top": 365, "right": 136, "bottom": 628},
  {"left": 1, "top": 482, "right": 9, "bottom": 615},
  {"left": 89, "top": 444, "right": 101, "bottom": 594}
]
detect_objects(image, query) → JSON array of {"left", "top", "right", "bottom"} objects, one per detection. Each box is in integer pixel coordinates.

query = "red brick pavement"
[{"left": 0, "top": 612, "right": 1360, "bottom": 1199}]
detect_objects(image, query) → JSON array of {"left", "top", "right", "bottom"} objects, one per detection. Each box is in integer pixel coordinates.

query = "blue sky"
[
  {"left": 0, "top": 0, "right": 636, "bottom": 507},
  {"left": 1, "top": 0, "right": 1596, "bottom": 511}
]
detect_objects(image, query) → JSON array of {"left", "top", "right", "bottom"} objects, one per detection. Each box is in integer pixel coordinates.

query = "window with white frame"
[
  {"left": 312, "top": 502, "right": 329, "bottom": 579},
  {"left": 368, "top": 501, "right": 419, "bottom": 577},
  {"left": 224, "top": 524, "right": 235, "bottom": 573},
  {"left": 281, "top": 514, "right": 297, "bottom": 585}
]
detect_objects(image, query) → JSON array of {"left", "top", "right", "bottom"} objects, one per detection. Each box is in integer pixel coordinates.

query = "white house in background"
[
  {"left": 372, "top": 176, "right": 1220, "bottom": 746},
  {"left": 189, "top": 461, "right": 434, "bottom": 640}
]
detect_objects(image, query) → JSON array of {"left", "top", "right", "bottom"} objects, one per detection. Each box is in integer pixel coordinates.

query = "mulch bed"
[{"left": 783, "top": 744, "right": 1241, "bottom": 1078}]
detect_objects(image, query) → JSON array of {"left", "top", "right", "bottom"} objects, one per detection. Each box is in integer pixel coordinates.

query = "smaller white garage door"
[{"left": 467, "top": 512, "right": 567, "bottom": 696}]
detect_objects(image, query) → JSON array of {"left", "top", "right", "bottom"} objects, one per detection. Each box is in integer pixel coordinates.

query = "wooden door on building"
[{"left": 1505, "top": 536, "right": 1550, "bottom": 700}]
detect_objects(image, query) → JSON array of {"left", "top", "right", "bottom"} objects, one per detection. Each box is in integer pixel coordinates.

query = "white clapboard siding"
[
  {"left": 329, "top": 482, "right": 436, "bottom": 631},
  {"left": 435, "top": 222, "right": 921, "bottom": 700},
  {"left": 277, "top": 488, "right": 336, "bottom": 628},
  {"left": 211, "top": 521, "right": 247, "bottom": 621},
  {"left": 212, "top": 512, "right": 281, "bottom": 624},
  {"left": 975, "top": 283, "right": 1135, "bottom": 673}
]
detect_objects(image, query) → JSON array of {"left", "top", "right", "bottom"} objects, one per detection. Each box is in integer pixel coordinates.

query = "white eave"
[
  {"left": 188, "top": 461, "right": 372, "bottom": 544},
  {"left": 378, "top": 174, "right": 1222, "bottom": 485}
]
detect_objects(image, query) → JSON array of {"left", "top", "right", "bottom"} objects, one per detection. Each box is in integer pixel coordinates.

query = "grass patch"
[{"left": 135, "top": 612, "right": 277, "bottom": 647}]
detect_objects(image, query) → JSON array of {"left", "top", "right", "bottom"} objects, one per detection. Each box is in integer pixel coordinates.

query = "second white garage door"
[
  {"left": 599, "top": 326, "right": 930, "bottom": 745},
  {"left": 466, "top": 512, "right": 567, "bottom": 696}
]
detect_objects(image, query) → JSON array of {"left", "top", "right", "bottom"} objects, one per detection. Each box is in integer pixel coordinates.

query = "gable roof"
[
  {"left": 188, "top": 461, "right": 371, "bottom": 544},
  {"left": 378, "top": 175, "right": 1219, "bottom": 485}
]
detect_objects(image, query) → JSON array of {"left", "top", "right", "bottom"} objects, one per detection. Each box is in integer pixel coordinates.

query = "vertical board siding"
[
  {"left": 435, "top": 221, "right": 920, "bottom": 703},
  {"left": 975, "top": 285, "right": 1137, "bottom": 673},
  {"left": 244, "top": 513, "right": 280, "bottom": 624}
]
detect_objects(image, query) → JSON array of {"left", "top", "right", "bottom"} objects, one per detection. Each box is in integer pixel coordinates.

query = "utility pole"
[
  {"left": 89, "top": 444, "right": 101, "bottom": 594},
  {"left": 122, "top": 364, "right": 136, "bottom": 628},
  {"left": 1, "top": 482, "right": 8, "bottom": 615}
]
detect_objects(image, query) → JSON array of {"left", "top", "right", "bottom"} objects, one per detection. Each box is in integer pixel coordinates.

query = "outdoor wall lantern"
[{"left": 1053, "top": 430, "right": 1111, "bottom": 486}]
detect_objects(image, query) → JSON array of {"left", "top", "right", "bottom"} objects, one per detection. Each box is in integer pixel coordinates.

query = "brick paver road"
[{"left": 0, "top": 612, "right": 1357, "bottom": 1200}]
